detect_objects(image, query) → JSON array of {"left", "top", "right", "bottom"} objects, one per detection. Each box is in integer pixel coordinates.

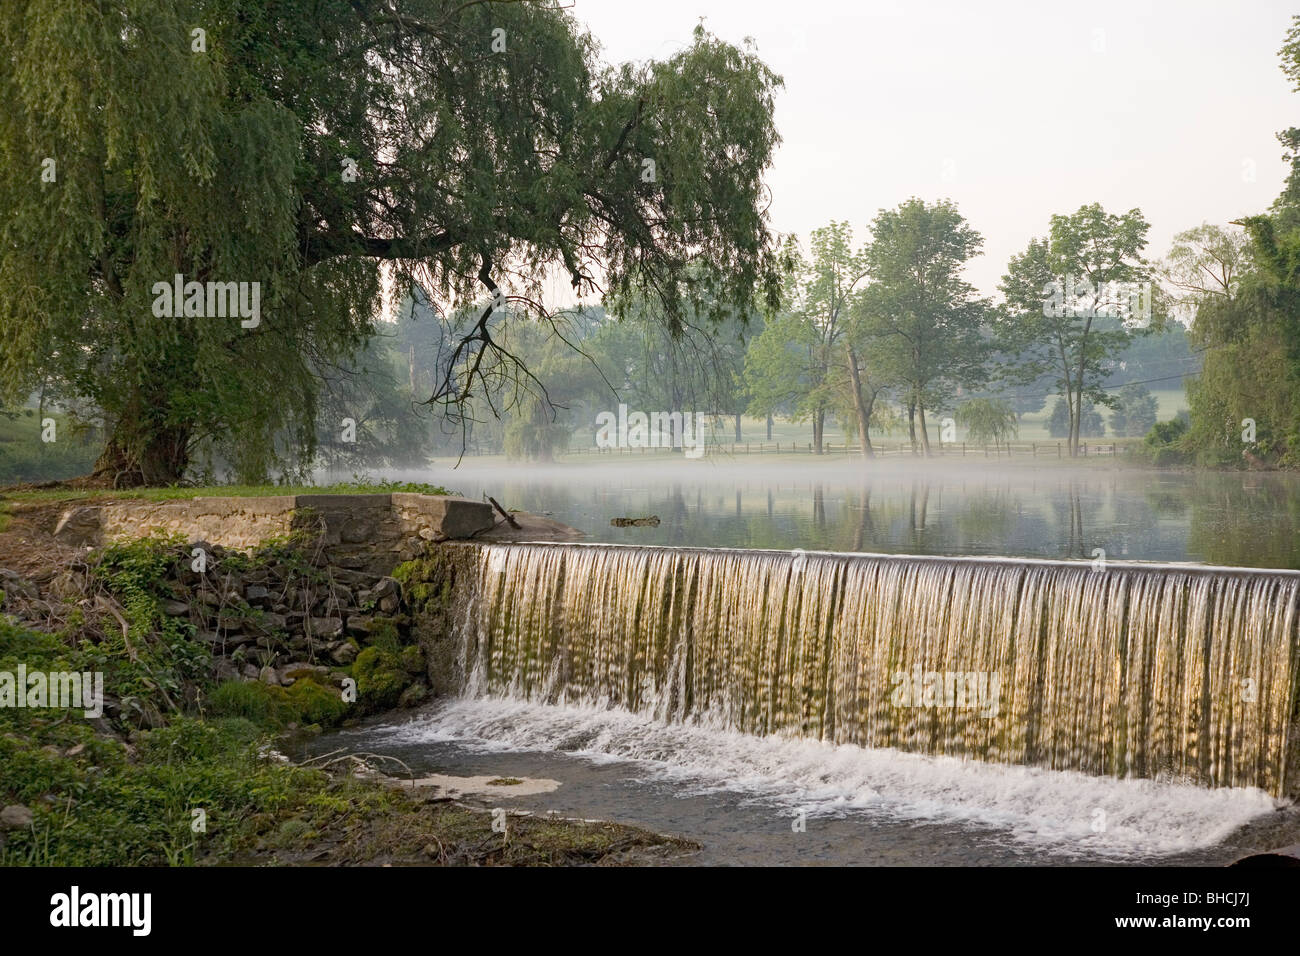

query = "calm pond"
[{"left": 377, "top": 457, "right": 1300, "bottom": 570}]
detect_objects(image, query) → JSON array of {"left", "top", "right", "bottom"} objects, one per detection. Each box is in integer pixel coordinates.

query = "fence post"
[{"left": 1057, "top": 442, "right": 1061, "bottom": 458}]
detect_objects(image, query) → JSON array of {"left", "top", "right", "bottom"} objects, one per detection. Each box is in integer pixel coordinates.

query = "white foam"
[{"left": 372, "top": 695, "right": 1285, "bottom": 860}]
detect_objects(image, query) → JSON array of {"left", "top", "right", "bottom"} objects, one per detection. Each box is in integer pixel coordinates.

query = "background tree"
[
  {"left": 998, "top": 203, "right": 1161, "bottom": 457},
  {"left": 743, "top": 312, "right": 820, "bottom": 439},
  {"left": 745, "top": 225, "right": 868, "bottom": 453},
  {"left": 955, "top": 397, "right": 1017, "bottom": 450},
  {"left": 858, "top": 198, "right": 990, "bottom": 456},
  {"left": 1107, "top": 383, "right": 1159, "bottom": 438},
  {"left": 1162, "top": 223, "right": 1252, "bottom": 314},
  {"left": 1048, "top": 396, "right": 1105, "bottom": 438},
  {"left": 588, "top": 278, "right": 753, "bottom": 444},
  {"left": 312, "top": 336, "right": 436, "bottom": 474}
]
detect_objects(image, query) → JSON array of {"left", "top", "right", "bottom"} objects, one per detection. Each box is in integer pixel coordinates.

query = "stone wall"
[
  {"left": 57, "top": 493, "right": 495, "bottom": 574},
  {"left": 96, "top": 496, "right": 300, "bottom": 551}
]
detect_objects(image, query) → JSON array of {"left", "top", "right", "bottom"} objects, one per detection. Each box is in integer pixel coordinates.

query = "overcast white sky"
[{"left": 571, "top": 0, "right": 1298, "bottom": 299}]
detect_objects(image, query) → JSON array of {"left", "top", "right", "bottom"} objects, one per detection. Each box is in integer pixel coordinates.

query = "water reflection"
[{"left": 379, "top": 462, "right": 1300, "bottom": 570}]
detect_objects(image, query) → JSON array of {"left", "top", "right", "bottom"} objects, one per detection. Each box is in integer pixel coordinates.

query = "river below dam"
[{"left": 303, "top": 699, "right": 1298, "bottom": 865}]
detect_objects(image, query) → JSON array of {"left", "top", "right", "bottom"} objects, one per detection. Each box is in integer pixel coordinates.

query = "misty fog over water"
[{"left": 356, "top": 458, "right": 1300, "bottom": 569}]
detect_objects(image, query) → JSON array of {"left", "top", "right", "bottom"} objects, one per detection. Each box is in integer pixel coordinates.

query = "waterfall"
[{"left": 455, "top": 543, "right": 1300, "bottom": 796}]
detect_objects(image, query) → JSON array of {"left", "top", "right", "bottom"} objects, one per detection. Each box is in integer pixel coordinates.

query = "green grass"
[
  {"left": 0, "top": 410, "right": 99, "bottom": 484},
  {"left": 0, "top": 608, "right": 327, "bottom": 865},
  {"left": 3, "top": 479, "right": 455, "bottom": 504}
]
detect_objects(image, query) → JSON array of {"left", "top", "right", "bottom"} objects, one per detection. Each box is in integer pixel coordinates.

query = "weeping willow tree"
[{"left": 0, "top": 0, "right": 782, "bottom": 484}]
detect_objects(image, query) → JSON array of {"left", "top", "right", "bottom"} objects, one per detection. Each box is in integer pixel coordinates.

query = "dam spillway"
[{"left": 453, "top": 543, "right": 1300, "bottom": 796}]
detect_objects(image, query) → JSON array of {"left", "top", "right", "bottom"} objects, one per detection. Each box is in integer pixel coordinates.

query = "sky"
[{"left": 569, "top": 0, "right": 1299, "bottom": 299}]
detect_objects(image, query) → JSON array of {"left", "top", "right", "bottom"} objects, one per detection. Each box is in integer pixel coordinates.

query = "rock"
[
  {"left": 245, "top": 585, "right": 271, "bottom": 605},
  {"left": 398, "top": 682, "right": 428, "bottom": 708},
  {"left": 259, "top": 666, "right": 281, "bottom": 686},
  {"left": 161, "top": 600, "right": 190, "bottom": 617},
  {"left": 0, "top": 569, "right": 38, "bottom": 601},
  {"left": 391, "top": 494, "right": 494, "bottom": 540},
  {"left": 372, "top": 577, "right": 398, "bottom": 599},
  {"left": 249, "top": 612, "right": 287, "bottom": 636},
  {"left": 44, "top": 569, "right": 87, "bottom": 602},
  {"left": 281, "top": 663, "right": 329, "bottom": 681},
  {"left": 378, "top": 594, "right": 400, "bottom": 614},
  {"left": 0, "top": 805, "right": 34, "bottom": 830},
  {"left": 217, "top": 607, "right": 248, "bottom": 628},
  {"left": 329, "top": 641, "right": 358, "bottom": 665},
  {"left": 53, "top": 507, "right": 102, "bottom": 547},
  {"left": 306, "top": 617, "right": 344, "bottom": 640},
  {"left": 241, "top": 663, "right": 260, "bottom": 680},
  {"left": 331, "top": 569, "right": 379, "bottom": 587},
  {"left": 339, "top": 517, "right": 375, "bottom": 544},
  {"left": 611, "top": 515, "right": 660, "bottom": 527},
  {"left": 345, "top": 614, "right": 373, "bottom": 637},
  {"left": 212, "top": 658, "right": 240, "bottom": 682}
]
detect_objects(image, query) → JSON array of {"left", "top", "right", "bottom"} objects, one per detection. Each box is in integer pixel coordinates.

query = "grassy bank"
[
  {"left": 0, "top": 534, "right": 690, "bottom": 866},
  {"left": 0, "top": 478, "right": 456, "bottom": 505}
]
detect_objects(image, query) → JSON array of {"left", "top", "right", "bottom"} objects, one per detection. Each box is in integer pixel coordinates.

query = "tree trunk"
[
  {"left": 907, "top": 401, "right": 917, "bottom": 455},
  {"left": 918, "top": 405, "right": 932, "bottom": 457},
  {"left": 766, "top": 413, "right": 773, "bottom": 441},
  {"left": 734, "top": 412, "right": 742, "bottom": 442},
  {"left": 93, "top": 422, "right": 191, "bottom": 487},
  {"left": 1069, "top": 387, "right": 1081, "bottom": 457},
  {"left": 813, "top": 408, "right": 825, "bottom": 454},
  {"left": 846, "top": 345, "right": 875, "bottom": 458}
]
